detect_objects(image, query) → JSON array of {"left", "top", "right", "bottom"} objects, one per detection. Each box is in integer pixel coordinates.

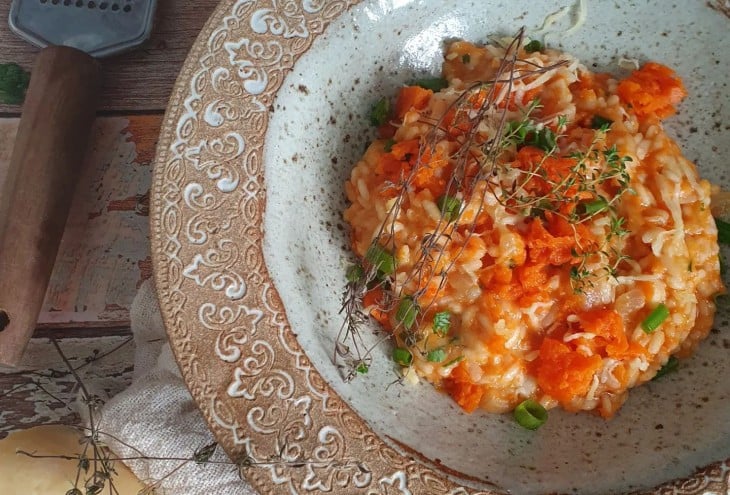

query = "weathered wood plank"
[
  {"left": 0, "top": 334, "right": 135, "bottom": 438},
  {"left": 0, "top": 0, "right": 220, "bottom": 113},
  {"left": 0, "top": 115, "right": 158, "bottom": 328}
]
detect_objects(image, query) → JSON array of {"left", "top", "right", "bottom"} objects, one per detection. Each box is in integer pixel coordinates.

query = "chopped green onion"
[
  {"left": 384, "top": 138, "right": 396, "bottom": 152},
  {"left": 369, "top": 97, "right": 390, "bottom": 126},
  {"left": 413, "top": 77, "right": 448, "bottom": 92},
  {"left": 346, "top": 264, "right": 364, "bottom": 283},
  {"left": 365, "top": 243, "right": 396, "bottom": 275},
  {"left": 443, "top": 355, "right": 464, "bottom": 368},
  {"left": 461, "top": 54, "right": 471, "bottom": 64},
  {"left": 396, "top": 296, "right": 419, "bottom": 329},
  {"left": 716, "top": 218, "right": 730, "bottom": 245},
  {"left": 432, "top": 311, "right": 451, "bottom": 336},
  {"left": 436, "top": 195, "right": 462, "bottom": 222},
  {"left": 641, "top": 303, "right": 670, "bottom": 333},
  {"left": 524, "top": 40, "right": 543, "bottom": 53},
  {"left": 392, "top": 347, "right": 413, "bottom": 367},
  {"left": 426, "top": 348, "right": 447, "bottom": 363},
  {"left": 356, "top": 361, "right": 369, "bottom": 374},
  {"left": 590, "top": 115, "right": 614, "bottom": 130},
  {"left": 652, "top": 356, "right": 679, "bottom": 380},
  {"left": 514, "top": 399, "right": 548, "bottom": 430},
  {"left": 583, "top": 197, "right": 608, "bottom": 216}
]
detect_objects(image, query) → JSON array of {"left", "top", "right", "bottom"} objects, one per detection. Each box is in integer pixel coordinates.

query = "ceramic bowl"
[{"left": 151, "top": 1, "right": 730, "bottom": 493}]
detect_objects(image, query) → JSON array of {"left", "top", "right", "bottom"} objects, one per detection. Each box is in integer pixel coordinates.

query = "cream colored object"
[
  {"left": 0, "top": 425, "right": 145, "bottom": 494},
  {"left": 97, "top": 280, "right": 253, "bottom": 494}
]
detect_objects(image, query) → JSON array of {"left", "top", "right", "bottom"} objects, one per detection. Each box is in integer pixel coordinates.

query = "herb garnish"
[{"left": 0, "top": 62, "right": 30, "bottom": 104}]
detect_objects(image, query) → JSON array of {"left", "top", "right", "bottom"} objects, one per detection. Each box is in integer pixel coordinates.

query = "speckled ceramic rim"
[{"left": 150, "top": 1, "right": 730, "bottom": 493}]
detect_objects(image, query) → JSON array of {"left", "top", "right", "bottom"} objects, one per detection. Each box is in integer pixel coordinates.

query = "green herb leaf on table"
[{"left": 0, "top": 63, "right": 30, "bottom": 105}]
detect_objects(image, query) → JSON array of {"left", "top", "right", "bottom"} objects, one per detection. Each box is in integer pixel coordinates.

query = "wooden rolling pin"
[{"left": 0, "top": 46, "right": 100, "bottom": 367}]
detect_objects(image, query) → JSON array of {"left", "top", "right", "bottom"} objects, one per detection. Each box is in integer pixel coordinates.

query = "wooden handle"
[{"left": 0, "top": 46, "right": 100, "bottom": 367}]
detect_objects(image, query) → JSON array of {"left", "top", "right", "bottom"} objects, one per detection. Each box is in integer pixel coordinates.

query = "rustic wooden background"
[{"left": 0, "top": 0, "right": 221, "bottom": 437}]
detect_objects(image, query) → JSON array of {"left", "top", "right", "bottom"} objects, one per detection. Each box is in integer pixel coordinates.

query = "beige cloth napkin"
[{"left": 98, "top": 280, "right": 256, "bottom": 494}]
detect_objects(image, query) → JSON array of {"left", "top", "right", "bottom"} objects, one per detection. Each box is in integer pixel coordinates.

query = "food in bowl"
[{"left": 340, "top": 33, "right": 725, "bottom": 421}]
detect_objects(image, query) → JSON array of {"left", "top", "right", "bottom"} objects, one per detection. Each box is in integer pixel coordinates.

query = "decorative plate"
[{"left": 150, "top": 1, "right": 730, "bottom": 493}]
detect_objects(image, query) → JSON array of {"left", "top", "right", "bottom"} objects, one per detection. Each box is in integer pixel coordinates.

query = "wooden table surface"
[{"left": 0, "top": 0, "right": 221, "bottom": 438}]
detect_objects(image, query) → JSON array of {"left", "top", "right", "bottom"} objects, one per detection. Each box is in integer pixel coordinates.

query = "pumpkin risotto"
[{"left": 342, "top": 37, "right": 725, "bottom": 419}]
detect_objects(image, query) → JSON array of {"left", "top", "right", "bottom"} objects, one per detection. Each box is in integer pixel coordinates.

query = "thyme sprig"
[
  {"left": 4, "top": 340, "right": 376, "bottom": 494},
  {"left": 495, "top": 115, "right": 634, "bottom": 291},
  {"left": 337, "top": 28, "right": 633, "bottom": 379}
]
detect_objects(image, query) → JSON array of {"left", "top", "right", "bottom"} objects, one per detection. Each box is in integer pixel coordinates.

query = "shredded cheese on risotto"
[{"left": 342, "top": 36, "right": 724, "bottom": 419}]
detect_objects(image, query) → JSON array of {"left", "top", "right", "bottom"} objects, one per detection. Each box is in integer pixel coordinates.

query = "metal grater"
[
  {"left": 0, "top": 0, "right": 158, "bottom": 367},
  {"left": 8, "top": 0, "right": 156, "bottom": 58}
]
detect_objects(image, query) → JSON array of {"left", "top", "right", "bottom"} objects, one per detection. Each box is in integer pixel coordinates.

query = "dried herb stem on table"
[{"left": 2, "top": 339, "right": 372, "bottom": 495}]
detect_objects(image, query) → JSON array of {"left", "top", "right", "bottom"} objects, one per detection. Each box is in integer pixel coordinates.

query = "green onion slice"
[
  {"left": 716, "top": 217, "right": 730, "bottom": 245},
  {"left": 590, "top": 115, "right": 613, "bottom": 130},
  {"left": 393, "top": 347, "right": 413, "bottom": 367},
  {"left": 412, "top": 77, "right": 448, "bottom": 92},
  {"left": 384, "top": 138, "right": 396, "bottom": 152},
  {"left": 396, "top": 296, "right": 419, "bottom": 329},
  {"left": 426, "top": 348, "right": 447, "bottom": 363},
  {"left": 346, "top": 264, "right": 364, "bottom": 283},
  {"left": 514, "top": 399, "right": 548, "bottom": 430},
  {"left": 432, "top": 311, "right": 451, "bottom": 336},
  {"left": 652, "top": 356, "right": 678, "bottom": 380},
  {"left": 437, "top": 195, "right": 462, "bottom": 222},
  {"left": 369, "top": 97, "right": 390, "bottom": 126},
  {"left": 355, "top": 361, "right": 369, "bottom": 374},
  {"left": 524, "top": 40, "right": 543, "bottom": 53},
  {"left": 443, "top": 355, "right": 464, "bottom": 368},
  {"left": 365, "top": 243, "right": 396, "bottom": 275},
  {"left": 461, "top": 54, "right": 471, "bottom": 64},
  {"left": 641, "top": 303, "right": 670, "bottom": 333}
]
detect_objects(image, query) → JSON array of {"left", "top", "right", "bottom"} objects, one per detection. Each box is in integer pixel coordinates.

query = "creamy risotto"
[{"left": 341, "top": 36, "right": 725, "bottom": 420}]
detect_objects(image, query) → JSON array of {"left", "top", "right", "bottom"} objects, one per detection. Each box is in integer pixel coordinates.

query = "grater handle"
[{"left": 0, "top": 46, "right": 100, "bottom": 367}]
